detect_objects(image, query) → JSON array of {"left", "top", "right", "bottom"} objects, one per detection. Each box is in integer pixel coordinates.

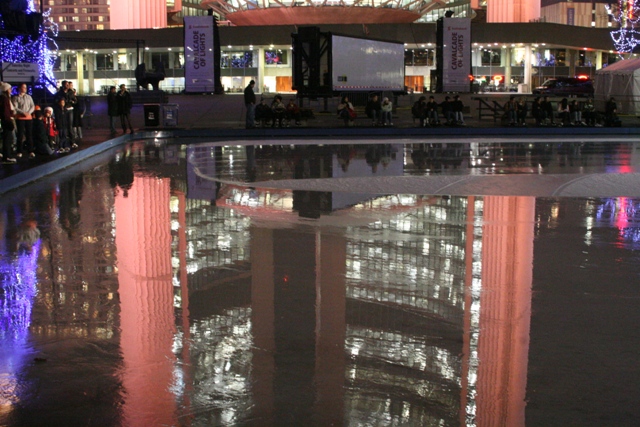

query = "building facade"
[{"left": 52, "top": 22, "right": 622, "bottom": 96}]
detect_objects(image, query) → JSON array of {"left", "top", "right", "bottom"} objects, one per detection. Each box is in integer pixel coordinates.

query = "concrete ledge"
[{"left": 0, "top": 134, "right": 131, "bottom": 197}]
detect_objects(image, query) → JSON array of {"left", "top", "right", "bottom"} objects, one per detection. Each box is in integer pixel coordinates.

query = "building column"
[
  {"left": 76, "top": 53, "right": 84, "bottom": 93},
  {"left": 596, "top": 50, "right": 603, "bottom": 69},
  {"left": 257, "top": 47, "right": 265, "bottom": 95},
  {"left": 503, "top": 47, "right": 512, "bottom": 89},
  {"left": 87, "top": 53, "right": 95, "bottom": 95},
  {"left": 524, "top": 45, "right": 532, "bottom": 90},
  {"left": 568, "top": 49, "right": 576, "bottom": 77}
]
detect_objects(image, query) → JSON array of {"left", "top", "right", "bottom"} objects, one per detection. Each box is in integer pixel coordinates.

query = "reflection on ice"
[{"left": 0, "top": 139, "right": 640, "bottom": 426}]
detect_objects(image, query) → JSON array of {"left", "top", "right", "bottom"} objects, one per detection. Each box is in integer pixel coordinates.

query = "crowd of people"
[
  {"left": 1, "top": 80, "right": 88, "bottom": 164},
  {"left": 0, "top": 80, "right": 139, "bottom": 164},
  {"left": 506, "top": 95, "right": 619, "bottom": 127},
  {"left": 411, "top": 94, "right": 466, "bottom": 127},
  {"left": 244, "top": 79, "right": 305, "bottom": 129}
]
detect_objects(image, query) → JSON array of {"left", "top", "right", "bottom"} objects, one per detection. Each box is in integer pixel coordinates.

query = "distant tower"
[{"left": 486, "top": 0, "right": 540, "bottom": 23}]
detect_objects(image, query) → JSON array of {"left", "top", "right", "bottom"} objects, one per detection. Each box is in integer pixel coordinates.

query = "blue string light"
[{"left": 0, "top": 3, "right": 59, "bottom": 93}]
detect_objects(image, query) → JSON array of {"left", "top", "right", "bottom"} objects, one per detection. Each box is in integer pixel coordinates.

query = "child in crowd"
[{"left": 32, "top": 110, "right": 55, "bottom": 156}]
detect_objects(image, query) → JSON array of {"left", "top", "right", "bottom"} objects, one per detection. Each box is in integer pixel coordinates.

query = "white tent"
[{"left": 594, "top": 58, "right": 640, "bottom": 115}]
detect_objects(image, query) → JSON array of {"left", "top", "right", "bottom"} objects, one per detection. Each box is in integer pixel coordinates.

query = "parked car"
[{"left": 533, "top": 77, "right": 594, "bottom": 96}]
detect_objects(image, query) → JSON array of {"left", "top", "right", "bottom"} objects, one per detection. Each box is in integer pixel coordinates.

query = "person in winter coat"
[
  {"left": 117, "top": 84, "right": 134, "bottom": 134},
  {"left": 107, "top": 86, "right": 118, "bottom": 136}
]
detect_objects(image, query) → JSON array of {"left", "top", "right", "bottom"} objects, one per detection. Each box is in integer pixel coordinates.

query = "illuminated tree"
[
  {"left": 0, "top": 0, "right": 58, "bottom": 92},
  {"left": 607, "top": 0, "right": 640, "bottom": 55}
]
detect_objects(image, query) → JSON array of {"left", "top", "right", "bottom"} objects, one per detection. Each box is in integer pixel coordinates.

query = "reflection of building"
[{"left": 18, "top": 141, "right": 538, "bottom": 425}]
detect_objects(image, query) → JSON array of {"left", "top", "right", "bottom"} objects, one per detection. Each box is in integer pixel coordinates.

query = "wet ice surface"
[{"left": 1, "top": 138, "right": 640, "bottom": 426}]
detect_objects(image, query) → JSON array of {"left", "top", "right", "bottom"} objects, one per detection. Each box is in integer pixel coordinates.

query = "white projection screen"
[{"left": 331, "top": 35, "right": 405, "bottom": 92}]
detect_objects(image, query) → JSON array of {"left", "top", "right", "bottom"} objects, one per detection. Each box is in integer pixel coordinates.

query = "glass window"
[
  {"left": 151, "top": 53, "right": 170, "bottom": 69},
  {"left": 481, "top": 49, "right": 501, "bottom": 66},
  {"left": 221, "top": 51, "right": 255, "bottom": 68},
  {"left": 96, "top": 54, "right": 113, "bottom": 70},
  {"left": 264, "top": 49, "right": 288, "bottom": 65}
]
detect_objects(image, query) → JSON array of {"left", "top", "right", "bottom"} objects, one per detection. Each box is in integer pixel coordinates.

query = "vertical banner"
[
  {"left": 442, "top": 17, "right": 471, "bottom": 93},
  {"left": 184, "top": 16, "right": 215, "bottom": 93},
  {"left": 567, "top": 8, "right": 575, "bottom": 26}
]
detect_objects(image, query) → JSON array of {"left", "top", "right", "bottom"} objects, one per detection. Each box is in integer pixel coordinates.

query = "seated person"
[
  {"left": 582, "top": 98, "right": 596, "bottom": 126},
  {"left": 365, "top": 94, "right": 382, "bottom": 125},
  {"left": 425, "top": 96, "right": 440, "bottom": 125},
  {"left": 557, "top": 98, "right": 570, "bottom": 126},
  {"left": 255, "top": 99, "right": 272, "bottom": 127},
  {"left": 605, "top": 97, "right": 618, "bottom": 126},
  {"left": 531, "top": 97, "right": 544, "bottom": 126},
  {"left": 285, "top": 99, "right": 302, "bottom": 126},
  {"left": 32, "top": 110, "right": 55, "bottom": 156},
  {"left": 517, "top": 97, "right": 528, "bottom": 126},
  {"left": 440, "top": 96, "right": 455, "bottom": 125},
  {"left": 337, "top": 96, "right": 356, "bottom": 127},
  {"left": 541, "top": 96, "right": 555, "bottom": 125},
  {"left": 570, "top": 99, "right": 583, "bottom": 125},
  {"left": 271, "top": 95, "right": 287, "bottom": 127},
  {"left": 411, "top": 96, "right": 427, "bottom": 127},
  {"left": 453, "top": 95, "right": 465, "bottom": 125},
  {"left": 380, "top": 97, "right": 393, "bottom": 126}
]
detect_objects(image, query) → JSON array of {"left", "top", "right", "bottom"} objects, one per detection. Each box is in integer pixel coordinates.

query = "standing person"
[
  {"left": 117, "top": 84, "right": 134, "bottom": 134},
  {"left": 43, "top": 106, "right": 58, "bottom": 149},
  {"left": 107, "top": 86, "right": 118, "bottom": 136},
  {"left": 72, "top": 89, "right": 85, "bottom": 142},
  {"left": 12, "top": 83, "right": 35, "bottom": 158},
  {"left": 0, "top": 82, "right": 17, "bottom": 163},
  {"left": 53, "top": 97, "right": 70, "bottom": 153},
  {"left": 244, "top": 79, "right": 256, "bottom": 129},
  {"left": 66, "top": 81, "right": 77, "bottom": 146}
]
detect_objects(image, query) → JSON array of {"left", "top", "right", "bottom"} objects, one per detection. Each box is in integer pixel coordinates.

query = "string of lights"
[
  {"left": 0, "top": 1, "right": 58, "bottom": 93},
  {"left": 606, "top": 0, "right": 640, "bottom": 54}
]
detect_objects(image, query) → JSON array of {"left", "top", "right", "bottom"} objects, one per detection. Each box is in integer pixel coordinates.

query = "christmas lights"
[
  {"left": 0, "top": 4, "right": 59, "bottom": 93},
  {"left": 606, "top": 0, "right": 640, "bottom": 54}
]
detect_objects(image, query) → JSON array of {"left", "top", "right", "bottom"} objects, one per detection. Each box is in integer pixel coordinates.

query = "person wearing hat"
[
  {"left": 12, "top": 83, "right": 36, "bottom": 158},
  {"left": 43, "top": 106, "right": 59, "bottom": 149},
  {"left": 1, "top": 82, "right": 17, "bottom": 163}
]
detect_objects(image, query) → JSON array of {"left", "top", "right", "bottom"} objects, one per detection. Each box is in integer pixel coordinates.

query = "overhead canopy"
[{"left": 594, "top": 58, "right": 640, "bottom": 115}]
